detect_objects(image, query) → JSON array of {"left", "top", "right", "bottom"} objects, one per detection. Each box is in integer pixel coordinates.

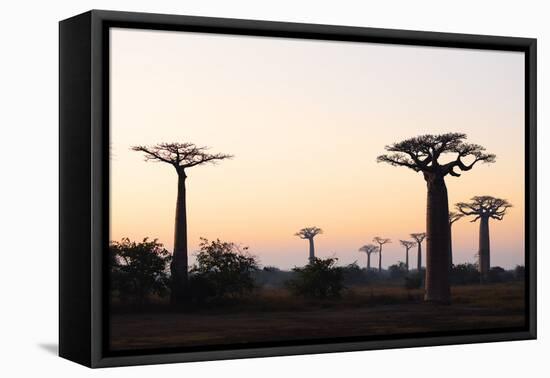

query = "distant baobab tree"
[
  {"left": 372, "top": 237, "right": 391, "bottom": 272},
  {"left": 358, "top": 244, "right": 379, "bottom": 270},
  {"left": 295, "top": 227, "right": 323, "bottom": 263},
  {"left": 456, "top": 196, "right": 512, "bottom": 282},
  {"left": 378, "top": 133, "right": 495, "bottom": 303},
  {"left": 131, "top": 142, "right": 233, "bottom": 303},
  {"left": 410, "top": 233, "right": 426, "bottom": 272},
  {"left": 448, "top": 211, "right": 464, "bottom": 269},
  {"left": 400, "top": 240, "right": 416, "bottom": 271}
]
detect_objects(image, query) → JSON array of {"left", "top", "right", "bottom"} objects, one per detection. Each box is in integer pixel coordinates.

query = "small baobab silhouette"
[
  {"left": 455, "top": 196, "right": 512, "bottom": 282},
  {"left": 358, "top": 244, "right": 379, "bottom": 270},
  {"left": 372, "top": 237, "right": 391, "bottom": 272},
  {"left": 410, "top": 232, "right": 426, "bottom": 272},
  {"left": 378, "top": 133, "right": 495, "bottom": 303},
  {"left": 399, "top": 240, "right": 416, "bottom": 271},
  {"left": 131, "top": 142, "right": 233, "bottom": 303},
  {"left": 295, "top": 227, "right": 323, "bottom": 263},
  {"left": 448, "top": 211, "right": 464, "bottom": 269}
]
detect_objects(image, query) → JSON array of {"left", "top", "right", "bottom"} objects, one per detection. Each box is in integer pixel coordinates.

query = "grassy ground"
[{"left": 110, "top": 282, "right": 525, "bottom": 351}]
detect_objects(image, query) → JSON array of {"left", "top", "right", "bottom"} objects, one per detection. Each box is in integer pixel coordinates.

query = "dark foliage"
[
  {"left": 189, "top": 238, "right": 259, "bottom": 302},
  {"left": 404, "top": 271, "right": 423, "bottom": 289},
  {"left": 341, "top": 262, "right": 371, "bottom": 286},
  {"left": 388, "top": 262, "right": 408, "bottom": 280},
  {"left": 286, "top": 257, "right": 344, "bottom": 298},
  {"left": 514, "top": 265, "right": 525, "bottom": 281},
  {"left": 487, "top": 266, "right": 514, "bottom": 283},
  {"left": 109, "top": 238, "right": 172, "bottom": 304},
  {"left": 450, "top": 263, "right": 481, "bottom": 285}
]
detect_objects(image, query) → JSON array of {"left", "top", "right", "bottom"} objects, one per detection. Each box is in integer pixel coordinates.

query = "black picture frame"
[{"left": 59, "top": 9, "right": 537, "bottom": 368}]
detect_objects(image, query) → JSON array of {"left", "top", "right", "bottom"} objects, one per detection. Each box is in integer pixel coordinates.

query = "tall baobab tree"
[
  {"left": 295, "top": 227, "right": 323, "bottom": 263},
  {"left": 448, "top": 211, "right": 464, "bottom": 269},
  {"left": 131, "top": 142, "right": 233, "bottom": 303},
  {"left": 378, "top": 133, "right": 495, "bottom": 303},
  {"left": 455, "top": 196, "right": 512, "bottom": 282},
  {"left": 358, "top": 244, "right": 379, "bottom": 270},
  {"left": 400, "top": 240, "right": 416, "bottom": 271},
  {"left": 410, "top": 233, "right": 426, "bottom": 272},
  {"left": 372, "top": 237, "right": 391, "bottom": 272}
]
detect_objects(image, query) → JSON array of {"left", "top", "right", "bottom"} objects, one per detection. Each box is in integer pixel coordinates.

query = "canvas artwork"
[{"left": 107, "top": 28, "right": 526, "bottom": 354}]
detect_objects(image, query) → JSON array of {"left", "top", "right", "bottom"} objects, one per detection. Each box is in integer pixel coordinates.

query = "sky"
[{"left": 109, "top": 28, "right": 525, "bottom": 270}]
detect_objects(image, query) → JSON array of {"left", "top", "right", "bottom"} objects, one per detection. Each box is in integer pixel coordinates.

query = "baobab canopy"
[
  {"left": 377, "top": 132, "right": 496, "bottom": 177},
  {"left": 456, "top": 196, "right": 512, "bottom": 222},
  {"left": 131, "top": 142, "right": 233, "bottom": 171}
]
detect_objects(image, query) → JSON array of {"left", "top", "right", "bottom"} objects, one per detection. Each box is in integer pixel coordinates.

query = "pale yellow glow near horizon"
[{"left": 110, "top": 28, "right": 525, "bottom": 269}]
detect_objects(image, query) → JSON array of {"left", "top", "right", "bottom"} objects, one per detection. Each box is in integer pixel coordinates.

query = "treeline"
[{"left": 109, "top": 237, "right": 524, "bottom": 305}]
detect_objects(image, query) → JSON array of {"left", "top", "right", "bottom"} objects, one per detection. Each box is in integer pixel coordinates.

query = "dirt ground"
[{"left": 109, "top": 282, "right": 526, "bottom": 351}]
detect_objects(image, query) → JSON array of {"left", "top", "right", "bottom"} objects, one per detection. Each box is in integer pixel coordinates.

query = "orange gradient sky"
[{"left": 110, "top": 28, "right": 525, "bottom": 269}]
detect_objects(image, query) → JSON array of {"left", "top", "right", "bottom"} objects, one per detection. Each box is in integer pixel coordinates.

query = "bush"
[
  {"left": 286, "top": 257, "right": 344, "bottom": 298},
  {"left": 388, "top": 262, "right": 408, "bottom": 280},
  {"left": 109, "top": 238, "right": 172, "bottom": 304},
  {"left": 514, "top": 265, "right": 525, "bottom": 281},
  {"left": 341, "top": 262, "right": 370, "bottom": 286},
  {"left": 451, "top": 263, "right": 480, "bottom": 285},
  {"left": 404, "top": 272, "right": 423, "bottom": 289},
  {"left": 487, "top": 266, "right": 514, "bottom": 283},
  {"left": 189, "top": 238, "right": 259, "bottom": 302}
]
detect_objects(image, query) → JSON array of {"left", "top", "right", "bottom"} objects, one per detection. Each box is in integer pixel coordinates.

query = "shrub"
[
  {"left": 109, "top": 238, "right": 172, "bottom": 304},
  {"left": 342, "top": 262, "right": 370, "bottom": 286},
  {"left": 451, "top": 263, "right": 480, "bottom": 285},
  {"left": 388, "top": 262, "right": 408, "bottom": 280},
  {"left": 286, "top": 257, "right": 344, "bottom": 298},
  {"left": 514, "top": 265, "right": 525, "bottom": 281},
  {"left": 487, "top": 266, "right": 514, "bottom": 283},
  {"left": 404, "top": 272, "right": 423, "bottom": 289},
  {"left": 189, "top": 238, "right": 259, "bottom": 301}
]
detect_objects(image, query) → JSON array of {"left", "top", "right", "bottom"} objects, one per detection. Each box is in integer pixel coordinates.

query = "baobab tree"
[
  {"left": 378, "top": 133, "right": 495, "bottom": 303},
  {"left": 295, "top": 227, "right": 323, "bottom": 263},
  {"left": 131, "top": 142, "right": 233, "bottom": 303},
  {"left": 372, "top": 237, "right": 391, "bottom": 272},
  {"left": 358, "top": 244, "right": 379, "bottom": 270},
  {"left": 455, "top": 196, "right": 512, "bottom": 282},
  {"left": 448, "top": 211, "right": 464, "bottom": 269},
  {"left": 410, "top": 233, "right": 426, "bottom": 272},
  {"left": 400, "top": 240, "right": 416, "bottom": 271}
]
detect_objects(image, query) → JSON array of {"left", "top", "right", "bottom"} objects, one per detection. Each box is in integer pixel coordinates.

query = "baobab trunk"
[
  {"left": 406, "top": 250, "right": 409, "bottom": 271},
  {"left": 308, "top": 238, "right": 315, "bottom": 262},
  {"left": 478, "top": 216, "right": 490, "bottom": 282},
  {"left": 448, "top": 224, "right": 453, "bottom": 270},
  {"left": 424, "top": 175, "right": 451, "bottom": 303},
  {"left": 171, "top": 170, "right": 189, "bottom": 303},
  {"left": 378, "top": 250, "right": 382, "bottom": 272},
  {"left": 417, "top": 243, "right": 422, "bottom": 271},
  {"left": 367, "top": 254, "right": 371, "bottom": 270}
]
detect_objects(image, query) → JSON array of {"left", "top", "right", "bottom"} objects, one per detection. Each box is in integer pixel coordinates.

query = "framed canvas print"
[{"left": 59, "top": 10, "right": 537, "bottom": 368}]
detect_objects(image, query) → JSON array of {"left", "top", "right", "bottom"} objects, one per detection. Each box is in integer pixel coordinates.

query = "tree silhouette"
[
  {"left": 373, "top": 237, "right": 391, "bottom": 272},
  {"left": 410, "top": 233, "right": 426, "bottom": 272},
  {"left": 295, "top": 227, "right": 323, "bottom": 263},
  {"left": 399, "top": 240, "right": 416, "bottom": 271},
  {"left": 131, "top": 143, "right": 233, "bottom": 303},
  {"left": 456, "top": 196, "right": 512, "bottom": 282},
  {"left": 358, "top": 244, "right": 379, "bottom": 270},
  {"left": 378, "top": 133, "right": 495, "bottom": 303},
  {"left": 448, "top": 211, "right": 464, "bottom": 269}
]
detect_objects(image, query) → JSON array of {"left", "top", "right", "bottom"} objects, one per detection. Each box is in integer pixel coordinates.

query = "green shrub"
[
  {"left": 109, "top": 238, "right": 172, "bottom": 304},
  {"left": 189, "top": 238, "right": 259, "bottom": 302},
  {"left": 286, "top": 257, "right": 344, "bottom": 298}
]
